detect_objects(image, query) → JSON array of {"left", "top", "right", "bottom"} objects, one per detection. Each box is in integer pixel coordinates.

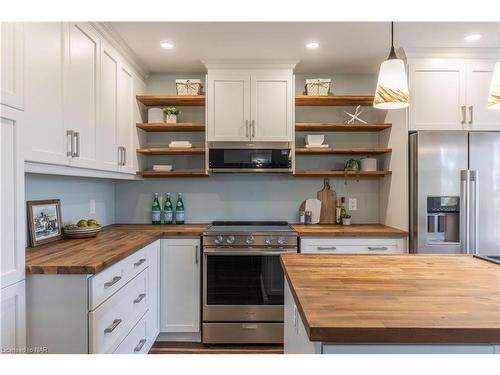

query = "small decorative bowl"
[{"left": 63, "top": 225, "right": 102, "bottom": 239}]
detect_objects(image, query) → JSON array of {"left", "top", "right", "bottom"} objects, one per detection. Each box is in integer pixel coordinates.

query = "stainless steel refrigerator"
[{"left": 409, "top": 131, "right": 500, "bottom": 255}]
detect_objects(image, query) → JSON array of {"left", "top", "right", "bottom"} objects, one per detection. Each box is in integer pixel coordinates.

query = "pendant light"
[
  {"left": 373, "top": 22, "right": 410, "bottom": 109},
  {"left": 487, "top": 62, "right": 500, "bottom": 110}
]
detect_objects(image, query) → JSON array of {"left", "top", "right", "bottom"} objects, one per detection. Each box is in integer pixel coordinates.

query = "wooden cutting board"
[{"left": 317, "top": 178, "right": 336, "bottom": 224}]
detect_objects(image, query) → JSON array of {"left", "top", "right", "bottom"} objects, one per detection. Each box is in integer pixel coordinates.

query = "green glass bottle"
[
  {"left": 151, "top": 193, "right": 161, "bottom": 225},
  {"left": 175, "top": 193, "right": 185, "bottom": 225},
  {"left": 163, "top": 193, "right": 173, "bottom": 225}
]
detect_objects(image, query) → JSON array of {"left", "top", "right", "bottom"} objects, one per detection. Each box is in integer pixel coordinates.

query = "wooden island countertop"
[
  {"left": 291, "top": 223, "right": 408, "bottom": 237},
  {"left": 25, "top": 224, "right": 208, "bottom": 275},
  {"left": 280, "top": 254, "right": 500, "bottom": 344}
]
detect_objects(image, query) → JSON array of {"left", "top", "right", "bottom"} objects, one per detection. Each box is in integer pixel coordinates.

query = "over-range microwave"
[{"left": 208, "top": 143, "right": 292, "bottom": 173}]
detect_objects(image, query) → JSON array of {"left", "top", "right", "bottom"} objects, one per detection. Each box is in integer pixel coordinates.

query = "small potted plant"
[
  {"left": 342, "top": 214, "right": 352, "bottom": 226},
  {"left": 163, "top": 107, "right": 180, "bottom": 123}
]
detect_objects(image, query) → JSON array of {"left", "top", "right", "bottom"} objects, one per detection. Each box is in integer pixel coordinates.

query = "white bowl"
[{"left": 306, "top": 135, "right": 325, "bottom": 146}]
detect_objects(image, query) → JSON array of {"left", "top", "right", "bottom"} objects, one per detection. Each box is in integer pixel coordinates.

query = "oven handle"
[{"left": 203, "top": 248, "right": 297, "bottom": 256}]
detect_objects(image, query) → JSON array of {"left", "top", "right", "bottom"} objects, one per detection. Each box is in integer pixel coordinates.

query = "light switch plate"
[
  {"left": 348, "top": 198, "right": 357, "bottom": 211},
  {"left": 90, "top": 199, "right": 96, "bottom": 214}
]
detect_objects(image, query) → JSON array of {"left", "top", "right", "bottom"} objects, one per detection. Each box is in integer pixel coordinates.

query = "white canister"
[
  {"left": 148, "top": 108, "right": 164, "bottom": 123},
  {"left": 361, "top": 157, "right": 377, "bottom": 171}
]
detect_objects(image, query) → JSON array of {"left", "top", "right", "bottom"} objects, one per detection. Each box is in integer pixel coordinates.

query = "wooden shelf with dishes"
[
  {"left": 136, "top": 123, "right": 205, "bottom": 132},
  {"left": 137, "top": 170, "right": 209, "bottom": 178},
  {"left": 136, "top": 147, "right": 206, "bottom": 155},
  {"left": 293, "top": 170, "right": 392, "bottom": 178},
  {"left": 295, "top": 147, "right": 392, "bottom": 155},
  {"left": 295, "top": 95, "right": 374, "bottom": 106},
  {"left": 295, "top": 123, "right": 392, "bottom": 132},
  {"left": 136, "top": 95, "right": 205, "bottom": 106}
]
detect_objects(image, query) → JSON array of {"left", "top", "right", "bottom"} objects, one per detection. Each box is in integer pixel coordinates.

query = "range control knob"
[
  {"left": 245, "top": 235, "right": 255, "bottom": 245},
  {"left": 277, "top": 236, "right": 286, "bottom": 245},
  {"left": 214, "top": 235, "right": 224, "bottom": 245},
  {"left": 226, "top": 235, "right": 236, "bottom": 244},
  {"left": 265, "top": 237, "right": 273, "bottom": 245}
]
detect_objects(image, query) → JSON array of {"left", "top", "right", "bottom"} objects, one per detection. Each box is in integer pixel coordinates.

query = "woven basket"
[
  {"left": 305, "top": 79, "right": 331, "bottom": 96},
  {"left": 176, "top": 79, "right": 203, "bottom": 96}
]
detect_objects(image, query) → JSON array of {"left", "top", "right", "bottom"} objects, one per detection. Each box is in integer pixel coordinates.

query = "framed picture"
[{"left": 27, "top": 199, "right": 63, "bottom": 247}]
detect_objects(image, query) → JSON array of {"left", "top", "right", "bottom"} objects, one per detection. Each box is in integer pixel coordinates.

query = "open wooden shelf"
[
  {"left": 137, "top": 170, "right": 208, "bottom": 178},
  {"left": 293, "top": 170, "right": 392, "bottom": 178},
  {"left": 296, "top": 123, "right": 392, "bottom": 132},
  {"left": 136, "top": 123, "right": 205, "bottom": 132},
  {"left": 295, "top": 95, "right": 374, "bottom": 106},
  {"left": 136, "top": 95, "right": 205, "bottom": 106},
  {"left": 136, "top": 147, "right": 206, "bottom": 155},
  {"left": 295, "top": 147, "right": 392, "bottom": 155}
]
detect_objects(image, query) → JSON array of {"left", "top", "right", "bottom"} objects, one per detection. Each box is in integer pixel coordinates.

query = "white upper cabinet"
[
  {"left": 1, "top": 23, "right": 23, "bottom": 110},
  {"left": 251, "top": 73, "right": 293, "bottom": 142},
  {"left": 97, "top": 41, "right": 119, "bottom": 171},
  {"left": 409, "top": 58, "right": 500, "bottom": 131},
  {"left": 409, "top": 60, "right": 466, "bottom": 131},
  {"left": 117, "top": 63, "right": 135, "bottom": 173},
  {"left": 24, "top": 23, "right": 68, "bottom": 165},
  {"left": 207, "top": 67, "right": 294, "bottom": 142},
  {"left": 207, "top": 73, "right": 250, "bottom": 141},
  {"left": 466, "top": 61, "right": 500, "bottom": 130},
  {"left": 66, "top": 23, "right": 100, "bottom": 170},
  {"left": 1, "top": 105, "right": 25, "bottom": 288}
]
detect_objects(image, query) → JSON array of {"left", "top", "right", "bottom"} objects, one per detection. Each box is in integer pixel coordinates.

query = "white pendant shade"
[
  {"left": 373, "top": 58, "right": 410, "bottom": 109},
  {"left": 488, "top": 62, "right": 500, "bottom": 110}
]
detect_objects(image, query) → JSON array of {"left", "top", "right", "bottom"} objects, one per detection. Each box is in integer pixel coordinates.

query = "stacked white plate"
[
  {"left": 169, "top": 141, "right": 192, "bottom": 148},
  {"left": 152, "top": 165, "right": 173, "bottom": 172}
]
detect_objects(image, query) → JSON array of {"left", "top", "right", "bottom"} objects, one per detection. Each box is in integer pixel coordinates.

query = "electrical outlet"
[
  {"left": 348, "top": 198, "right": 357, "bottom": 211},
  {"left": 90, "top": 199, "right": 96, "bottom": 214}
]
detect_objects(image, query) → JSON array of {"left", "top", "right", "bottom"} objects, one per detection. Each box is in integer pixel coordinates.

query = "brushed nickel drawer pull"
[
  {"left": 368, "top": 246, "right": 388, "bottom": 251},
  {"left": 133, "top": 293, "right": 146, "bottom": 304},
  {"left": 134, "top": 258, "right": 146, "bottom": 267},
  {"left": 104, "top": 319, "right": 122, "bottom": 333},
  {"left": 316, "top": 246, "right": 337, "bottom": 250},
  {"left": 134, "top": 338, "right": 146, "bottom": 352},
  {"left": 104, "top": 276, "right": 122, "bottom": 288},
  {"left": 242, "top": 323, "right": 258, "bottom": 330}
]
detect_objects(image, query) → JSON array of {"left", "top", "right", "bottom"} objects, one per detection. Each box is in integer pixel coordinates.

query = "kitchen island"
[{"left": 280, "top": 254, "right": 500, "bottom": 354}]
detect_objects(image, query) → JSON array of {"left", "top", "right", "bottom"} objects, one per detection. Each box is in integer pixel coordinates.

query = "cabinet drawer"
[
  {"left": 300, "top": 237, "right": 403, "bottom": 254},
  {"left": 89, "top": 268, "right": 148, "bottom": 354},
  {"left": 113, "top": 311, "right": 149, "bottom": 354},
  {"left": 89, "top": 246, "right": 149, "bottom": 309}
]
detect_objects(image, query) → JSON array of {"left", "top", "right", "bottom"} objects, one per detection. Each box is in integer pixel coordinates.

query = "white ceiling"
[{"left": 109, "top": 22, "right": 500, "bottom": 74}]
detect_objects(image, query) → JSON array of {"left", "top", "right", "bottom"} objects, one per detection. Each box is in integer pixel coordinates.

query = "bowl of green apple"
[{"left": 63, "top": 219, "right": 102, "bottom": 238}]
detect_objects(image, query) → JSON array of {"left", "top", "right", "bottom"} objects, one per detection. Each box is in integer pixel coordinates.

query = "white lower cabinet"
[
  {"left": 1, "top": 280, "right": 26, "bottom": 353},
  {"left": 160, "top": 238, "right": 201, "bottom": 335},
  {"left": 26, "top": 240, "right": 160, "bottom": 354},
  {"left": 300, "top": 237, "right": 404, "bottom": 254}
]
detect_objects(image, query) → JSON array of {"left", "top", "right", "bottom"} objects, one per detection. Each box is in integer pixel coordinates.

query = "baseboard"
[{"left": 156, "top": 332, "right": 202, "bottom": 342}]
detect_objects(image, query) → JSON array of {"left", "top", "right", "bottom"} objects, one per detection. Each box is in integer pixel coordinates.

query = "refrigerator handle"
[
  {"left": 460, "top": 170, "right": 470, "bottom": 254},
  {"left": 470, "top": 170, "right": 479, "bottom": 255}
]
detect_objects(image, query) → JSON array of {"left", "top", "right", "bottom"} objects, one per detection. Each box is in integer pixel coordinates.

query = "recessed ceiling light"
[
  {"left": 465, "top": 33, "right": 482, "bottom": 41},
  {"left": 306, "top": 42, "right": 319, "bottom": 49},
  {"left": 160, "top": 40, "right": 174, "bottom": 49}
]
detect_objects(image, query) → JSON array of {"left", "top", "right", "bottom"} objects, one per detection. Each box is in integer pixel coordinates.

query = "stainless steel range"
[{"left": 202, "top": 221, "right": 297, "bottom": 344}]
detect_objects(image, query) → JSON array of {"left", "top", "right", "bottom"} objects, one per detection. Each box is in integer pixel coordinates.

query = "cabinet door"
[
  {"left": 24, "top": 22, "right": 69, "bottom": 165},
  {"left": 251, "top": 74, "right": 293, "bottom": 141},
  {"left": 0, "top": 280, "right": 26, "bottom": 353},
  {"left": 66, "top": 22, "right": 100, "bottom": 169},
  {"left": 117, "top": 62, "right": 135, "bottom": 174},
  {"left": 160, "top": 238, "right": 200, "bottom": 333},
  {"left": 0, "top": 22, "right": 23, "bottom": 110},
  {"left": 207, "top": 73, "right": 250, "bottom": 141},
  {"left": 97, "top": 41, "right": 119, "bottom": 171},
  {"left": 409, "top": 61, "right": 466, "bottom": 130},
  {"left": 466, "top": 61, "right": 500, "bottom": 130},
  {"left": 1, "top": 105, "right": 25, "bottom": 288}
]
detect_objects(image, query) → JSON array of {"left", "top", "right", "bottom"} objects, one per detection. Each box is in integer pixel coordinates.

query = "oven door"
[{"left": 203, "top": 248, "right": 295, "bottom": 322}]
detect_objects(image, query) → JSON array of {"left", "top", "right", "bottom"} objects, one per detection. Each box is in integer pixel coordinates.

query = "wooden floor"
[{"left": 150, "top": 342, "right": 284, "bottom": 354}]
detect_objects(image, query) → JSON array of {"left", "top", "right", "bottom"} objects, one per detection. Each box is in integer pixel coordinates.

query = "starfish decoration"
[{"left": 344, "top": 106, "right": 367, "bottom": 124}]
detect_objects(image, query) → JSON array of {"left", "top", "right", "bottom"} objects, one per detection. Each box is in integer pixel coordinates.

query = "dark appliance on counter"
[
  {"left": 208, "top": 146, "right": 291, "bottom": 173},
  {"left": 202, "top": 221, "right": 297, "bottom": 344}
]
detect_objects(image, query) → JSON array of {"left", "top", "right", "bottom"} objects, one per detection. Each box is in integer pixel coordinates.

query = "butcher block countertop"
[
  {"left": 291, "top": 224, "right": 408, "bottom": 237},
  {"left": 25, "top": 224, "right": 208, "bottom": 275},
  {"left": 280, "top": 254, "right": 500, "bottom": 344}
]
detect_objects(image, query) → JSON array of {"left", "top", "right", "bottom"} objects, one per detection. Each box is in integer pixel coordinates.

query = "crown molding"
[
  {"left": 203, "top": 60, "right": 299, "bottom": 71},
  {"left": 404, "top": 47, "right": 500, "bottom": 60},
  {"left": 91, "top": 22, "right": 150, "bottom": 80}
]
